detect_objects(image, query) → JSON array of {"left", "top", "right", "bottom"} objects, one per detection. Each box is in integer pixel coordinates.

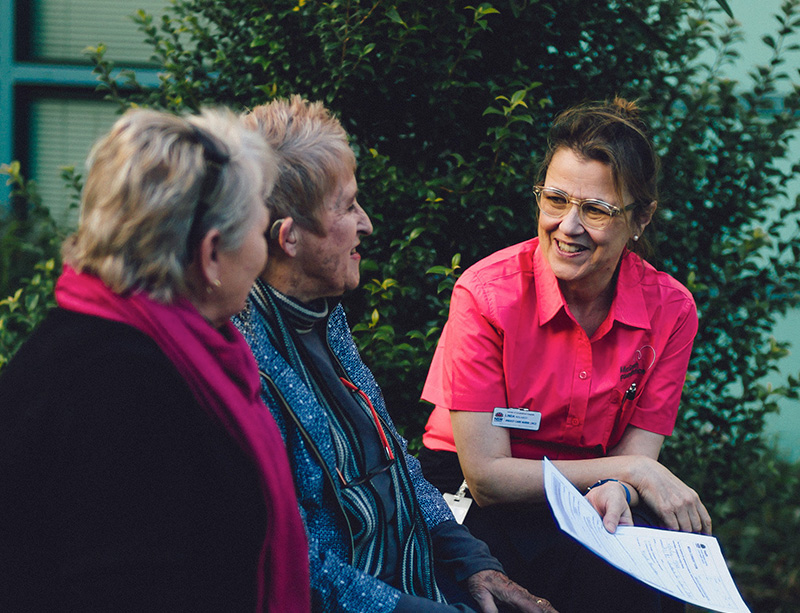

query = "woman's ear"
[
  {"left": 637, "top": 200, "right": 657, "bottom": 234},
  {"left": 196, "top": 228, "right": 223, "bottom": 288},
  {"left": 272, "top": 217, "right": 299, "bottom": 258}
]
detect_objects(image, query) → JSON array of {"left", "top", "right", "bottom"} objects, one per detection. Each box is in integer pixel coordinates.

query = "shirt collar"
[
  {"left": 613, "top": 251, "right": 651, "bottom": 330},
  {"left": 533, "top": 240, "right": 565, "bottom": 326},
  {"left": 533, "top": 241, "right": 651, "bottom": 331}
]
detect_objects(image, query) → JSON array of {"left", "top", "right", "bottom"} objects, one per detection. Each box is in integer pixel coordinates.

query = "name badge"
[{"left": 492, "top": 407, "right": 541, "bottom": 431}]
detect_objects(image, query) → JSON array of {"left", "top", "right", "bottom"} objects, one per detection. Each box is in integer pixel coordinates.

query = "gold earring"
[{"left": 213, "top": 279, "right": 222, "bottom": 287}]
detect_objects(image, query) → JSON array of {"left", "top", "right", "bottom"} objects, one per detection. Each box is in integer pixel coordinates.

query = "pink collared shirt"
[{"left": 421, "top": 238, "right": 698, "bottom": 461}]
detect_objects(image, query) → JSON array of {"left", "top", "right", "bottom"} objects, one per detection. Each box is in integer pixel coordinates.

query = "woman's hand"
[
  {"left": 629, "top": 457, "right": 712, "bottom": 535},
  {"left": 451, "top": 414, "right": 712, "bottom": 535},
  {"left": 584, "top": 480, "right": 634, "bottom": 533},
  {"left": 584, "top": 459, "right": 711, "bottom": 535},
  {"left": 466, "top": 570, "right": 559, "bottom": 613},
  {"left": 610, "top": 427, "right": 712, "bottom": 535}
]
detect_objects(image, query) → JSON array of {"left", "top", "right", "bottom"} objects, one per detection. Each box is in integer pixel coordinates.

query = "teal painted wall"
[{"left": 719, "top": 0, "right": 800, "bottom": 460}]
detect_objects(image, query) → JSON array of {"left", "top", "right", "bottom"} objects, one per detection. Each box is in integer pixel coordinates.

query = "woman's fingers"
[
  {"left": 637, "top": 460, "right": 712, "bottom": 534},
  {"left": 586, "top": 481, "right": 633, "bottom": 533}
]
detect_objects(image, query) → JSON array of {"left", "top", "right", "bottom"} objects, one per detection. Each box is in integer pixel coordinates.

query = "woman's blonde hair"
[{"left": 62, "top": 107, "right": 275, "bottom": 302}]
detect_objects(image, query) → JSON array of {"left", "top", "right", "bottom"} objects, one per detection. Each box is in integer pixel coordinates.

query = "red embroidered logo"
[{"left": 620, "top": 345, "right": 656, "bottom": 379}]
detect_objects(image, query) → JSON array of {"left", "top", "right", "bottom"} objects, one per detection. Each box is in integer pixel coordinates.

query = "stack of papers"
[{"left": 543, "top": 458, "right": 751, "bottom": 613}]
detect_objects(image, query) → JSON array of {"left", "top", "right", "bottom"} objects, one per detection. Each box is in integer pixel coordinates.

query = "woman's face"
[
  {"left": 537, "top": 147, "right": 635, "bottom": 299},
  {"left": 214, "top": 202, "right": 270, "bottom": 321},
  {"left": 290, "top": 171, "right": 373, "bottom": 302}
]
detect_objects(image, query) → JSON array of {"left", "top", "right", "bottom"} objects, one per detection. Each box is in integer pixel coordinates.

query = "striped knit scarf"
[{"left": 250, "top": 280, "right": 443, "bottom": 602}]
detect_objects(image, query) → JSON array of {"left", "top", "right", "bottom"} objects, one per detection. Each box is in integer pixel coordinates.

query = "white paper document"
[{"left": 543, "top": 458, "right": 751, "bottom": 613}]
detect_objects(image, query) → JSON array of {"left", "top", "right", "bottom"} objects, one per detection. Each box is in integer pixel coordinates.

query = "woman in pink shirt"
[{"left": 418, "top": 98, "right": 711, "bottom": 613}]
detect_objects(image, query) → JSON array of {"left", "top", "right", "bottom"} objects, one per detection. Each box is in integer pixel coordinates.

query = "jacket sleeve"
[{"left": 430, "top": 520, "right": 504, "bottom": 583}]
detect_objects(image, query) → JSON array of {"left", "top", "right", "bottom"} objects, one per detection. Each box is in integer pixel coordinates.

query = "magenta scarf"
[{"left": 55, "top": 265, "right": 310, "bottom": 613}]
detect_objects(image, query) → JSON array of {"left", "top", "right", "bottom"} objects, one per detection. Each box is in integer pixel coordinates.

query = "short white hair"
[{"left": 242, "top": 95, "right": 355, "bottom": 235}]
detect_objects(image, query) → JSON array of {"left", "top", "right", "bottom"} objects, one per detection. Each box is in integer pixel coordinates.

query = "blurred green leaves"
[{"left": 3, "top": 1, "right": 800, "bottom": 606}]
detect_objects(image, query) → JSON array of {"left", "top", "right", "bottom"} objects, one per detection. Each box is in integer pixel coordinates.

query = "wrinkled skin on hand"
[{"left": 465, "top": 569, "right": 559, "bottom": 613}]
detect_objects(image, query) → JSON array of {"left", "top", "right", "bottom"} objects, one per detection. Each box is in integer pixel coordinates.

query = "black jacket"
[{"left": 0, "top": 309, "right": 267, "bottom": 611}]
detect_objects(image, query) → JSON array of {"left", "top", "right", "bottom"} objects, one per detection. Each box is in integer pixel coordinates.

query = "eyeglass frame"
[
  {"left": 336, "top": 457, "right": 396, "bottom": 489},
  {"left": 185, "top": 127, "right": 231, "bottom": 260},
  {"left": 532, "top": 185, "right": 636, "bottom": 230},
  {"left": 337, "top": 376, "right": 397, "bottom": 489}
]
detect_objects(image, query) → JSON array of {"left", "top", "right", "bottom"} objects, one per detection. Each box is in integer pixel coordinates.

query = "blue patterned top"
[{"left": 233, "top": 286, "right": 498, "bottom": 612}]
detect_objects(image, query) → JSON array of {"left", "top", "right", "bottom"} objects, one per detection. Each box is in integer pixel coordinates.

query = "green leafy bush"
[
  {"left": 3, "top": 1, "right": 800, "bottom": 608},
  {"left": 0, "top": 162, "right": 63, "bottom": 299},
  {"left": 0, "top": 164, "right": 72, "bottom": 373},
  {"left": 0, "top": 259, "right": 58, "bottom": 371},
  {"left": 711, "top": 446, "right": 800, "bottom": 611}
]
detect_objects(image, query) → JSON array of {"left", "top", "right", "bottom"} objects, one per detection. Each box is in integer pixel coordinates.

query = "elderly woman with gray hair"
[{"left": 0, "top": 108, "right": 309, "bottom": 611}]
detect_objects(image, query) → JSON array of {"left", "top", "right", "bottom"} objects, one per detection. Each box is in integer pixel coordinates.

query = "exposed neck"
[
  {"left": 184, "top": 265, "right": 228, "bottom": 330},
  {"left": 260, "top": 258, "right": 319, "bottom": 304},
  {"left": 559, "top": 274, "right": 617, "bottom": 338}
]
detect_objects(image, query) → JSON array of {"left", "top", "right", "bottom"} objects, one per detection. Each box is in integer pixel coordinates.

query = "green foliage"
[
  {"left": 650, "top": 1, "right": 800, "bottom": 511},
  {"left": 0, "top": 162, "right": 63, "bottom": 299},
  {"left": 352, "top": 252, "right": 462, "bottom": 445},
  {"left": 713, "top": 446, "right": 800, "bottom": 609},
  {"left": 0, "top": 163, "right": 75, "bottom": 374},
  {"left": 0, "top": 259, "right": 58, "bottom": 372},
  {"left": 3, "top": 1, "right": 800, "bottom": 608}
]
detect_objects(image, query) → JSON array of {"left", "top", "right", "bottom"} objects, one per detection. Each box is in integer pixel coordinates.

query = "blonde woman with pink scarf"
[{"left": 0, "top": 108, "right": 309, "bottom": 612}]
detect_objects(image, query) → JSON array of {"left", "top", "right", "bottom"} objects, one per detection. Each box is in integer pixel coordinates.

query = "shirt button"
[
  {"left": 569, "top": 416, "right": 581, "bottom": 426},
  {"left": 579, "top": 371, "right": 588, "bottom": 380}
]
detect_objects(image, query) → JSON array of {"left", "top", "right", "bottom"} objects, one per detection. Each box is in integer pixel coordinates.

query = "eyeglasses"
[
  {"left": 337, "top": 377, "right": 396, "bottom": 489},
  {"left": 533, "top": 185, "right": 634, "bottom": 231},
  {"left": 186, "top": 126, "right": 230, "bottom": 260},
  {"left": 336, "top": 458, "right": 396, "bottom": 489}
]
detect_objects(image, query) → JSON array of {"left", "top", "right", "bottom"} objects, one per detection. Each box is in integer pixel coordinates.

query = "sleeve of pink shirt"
[
  {"left": 421, "top": 274, "right": 508, "bottom": 413},
  {"left": 626, "top": 289, "right": 699, "bottom": 437}
]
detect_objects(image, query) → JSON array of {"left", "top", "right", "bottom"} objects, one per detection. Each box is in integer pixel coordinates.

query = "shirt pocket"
[{"left": 601, "top": 378, "right": 641, "bottom": 452}]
